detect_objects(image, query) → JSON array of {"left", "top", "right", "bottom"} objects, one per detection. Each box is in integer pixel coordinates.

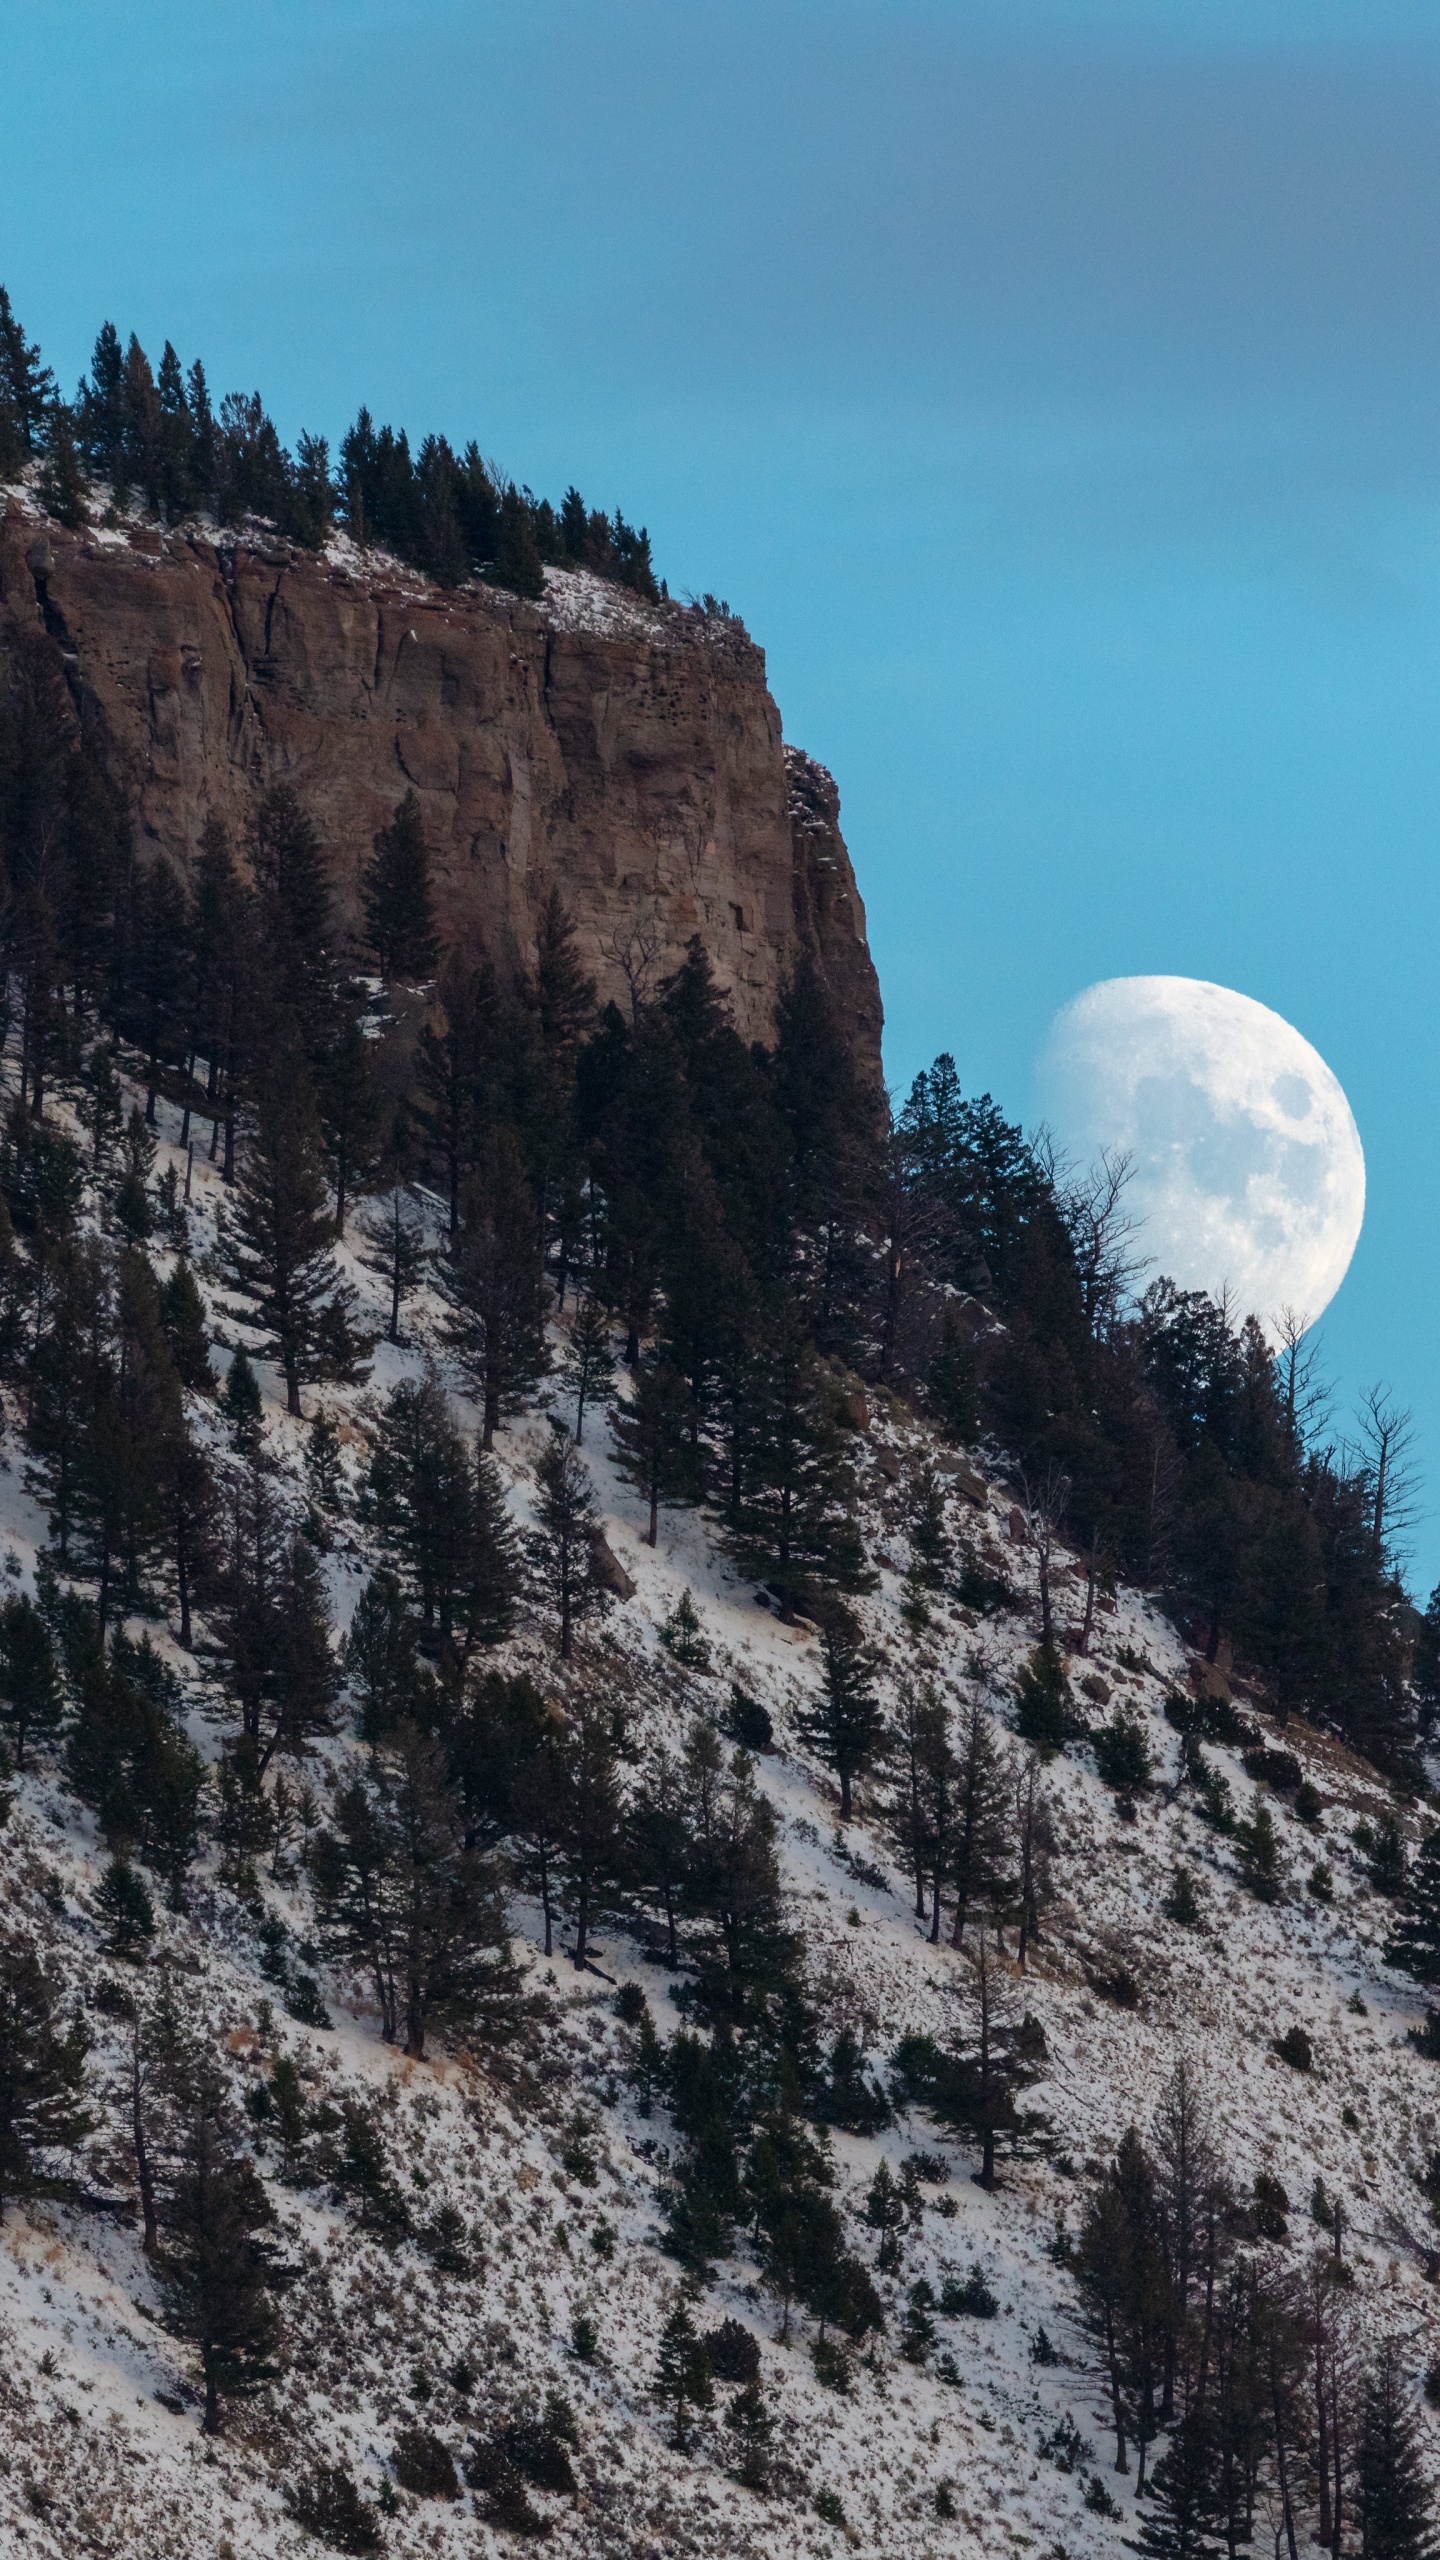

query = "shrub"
[
  {"left": 1308, "top": 1862, "right": 1334, "bottom": 1903},
  {"left": 658, "top": 1590, "right": 711, "bottom": 1672},
  {"left": 96, "top": 1859, "right": 156, "bottom": 1959},
  {"left": 1162, "top": 1867, "right": 1201, "bottom": 1927},
  {"left": 723, "top": 1683, "right": 774, "bottom": 1752},
  {"left": 289, "top": 2465, "right": 383, "bottom": 2553},
  {"left": 1242, "top": 1747, "right": 1303, "bottom": 1793},
  {"left": 1407, "top": 2011, "right": 1440, "bottom": 2062},
  {"left": 1366, "top": 1814, "right": 1407, "bottom": 1898},
  {"left": 494, "top": 2418, "right": 577, "bottom": 2496},
  {"left": 1014, "top": 1643, "right": 1073, "bottom": 1758},
  {"left": 701, "top": 2318, "right": 761, "bottom": 2384},
  {"left": 1251, "top": 2141, "right": 1296, "bottom": 2213},
  {"left": 1093, "top": 1708, "right": 1152, "bottom": 1798},
  {"left": 615, "top": 1981, "right": 646, "bottom": 2026},
  {"left": 1294, "top": 1781, "right": 1324, "bottom": 1828},
  {"left": 811, "top": 2336, "right": 853, "bottom": 2391},
  {"left": 941, "top": 2264, "right": 998, "bottom": 2318},
  {"left": 813, "top": 2488, "right": 846, "bottom": 2527},
  {"left": 1275, "top": 2026, "right": 1313, "bottom": 2073},
  {"left": 390, "top": 2428, "right": 459, "bottom": 2500},
  {"left": 570, "top": 2311, "right": 599, "bottom": 2361},
  {"left": 465, "top": 2442, "right": 548, "bottom": 2537}
]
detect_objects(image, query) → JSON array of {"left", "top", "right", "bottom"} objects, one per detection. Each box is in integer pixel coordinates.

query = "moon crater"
[{"left": 1038, "top": 975, "right": 1365, "bottom": 1339}]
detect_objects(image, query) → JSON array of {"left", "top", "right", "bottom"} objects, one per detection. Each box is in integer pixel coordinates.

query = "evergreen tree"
[
  {"left": 653, "top": 2302, "right": 714, "bottom": 2451},
  {"left": 250, "top": 784, "right": 335, "bottom": 1052},
  {"left": 160, "top": 1255, "right": 212, "bottom": 1392},
  {"left": 533, "top": 1427, "right": 600, "bottom": 1662},
  {"left": 362, "top": 791, "right": 439, "bottom": 982},
  {"left": 216, "top": 1047, "right": 369, "bottom": 1415},
  {"left": 488, "top": 484, "right": 545, "bottom": 599},
  {"left": 0, "top": 1938, "right": 91, "bottom": 2215},
  {"left": 156, "top": 2094, "right": 280, "bottom": 2433},
  {"left": 0, "top": 1593, "right": 63, "bottom": 1767},
  {"left": 311, "top": 1720, "right": 522, "bottom": 2057},
  {"left": 38, "top": 401, "right": 90, "bottom": 529},
  {"left": 0, "top": 287, "right": 55, "bottom": 463},
  {"left": 359, "top": 1168, "right": 427, "bottom": 1346},
  {"left": 97, "top": 1855, "right": 156, "bottom": 1958},
  {"left": 315, "top": 1003, "right": 383, "bottom": 1233},
  {"left": 561, "top": 1292, "right": 615, "bottom": 1446},
  {"left": 1356, "top": 2344, "right": 1438, "bottom": 2560},
  {"left": 947, "top": 1698, "right": 1014, "bottom": 1949},
  {"left": 730, "top": 1318, "right": 866, "bottom": 1618},
  {"left": 609, "top": 1349, "right": 691, "bottom": 1546},
  {"left": 445, "top": 1126, "right": 547, "bottom": 1446},
  {"left": 221, "top": 1344, "right": 263, "bottom": 1448},
  {"left": 1388, "top": 1827, "right": 1440, "bottom": 1986},
  {"left": 797, "top": 1598, "right": 883, "bottom": 1822}
]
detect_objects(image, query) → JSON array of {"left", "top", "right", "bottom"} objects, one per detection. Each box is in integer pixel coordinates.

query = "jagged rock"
[
  {"left": 1190, "top": 1660, "right": 1232, "bottom": 1706},
  {"left": 588, "top": 1530, "right": 636, "bottom": 1600},
  {"left": 1080, "top": 1675, "right": 1112, "bottom": 1706},
  {"left": 1007, "top": 1506, "right": 1028, "bottom": 1543},
  {"left": 874, "top": 1446, "right": 902, "bottom": 1483},
  {"left": 935, "top": 1454, "right": 988, "bottom": 1505},
  {"left": 0, "top": 505, "right": 882, "bottom": 1071}
]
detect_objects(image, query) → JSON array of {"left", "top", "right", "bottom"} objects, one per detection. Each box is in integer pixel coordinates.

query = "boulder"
[{"left": 588, "top": 1532, "right": 636, "bottom": 1601}]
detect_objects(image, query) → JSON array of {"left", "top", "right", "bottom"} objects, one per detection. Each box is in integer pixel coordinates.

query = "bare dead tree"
[
  {"left": 1355, "top": 1384, "right": 1419, "bottom": 1568},
  {"left": 1274, "top": 1306, "right": 1331, "bottom": 1452},
  {"left": 1060, "top": 1148, "right": 1150, "bottom": 1338},
  {"left": 1019, "top": 1464, "right": 1071, "bottom": 1648},
  {"left": 603, "top": 912, "right": 662, "bottom": 1022}
]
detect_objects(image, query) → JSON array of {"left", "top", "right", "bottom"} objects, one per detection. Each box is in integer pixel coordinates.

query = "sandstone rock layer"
[{"left": 0, "top": 506, "right": 882, "bottom": 1070}]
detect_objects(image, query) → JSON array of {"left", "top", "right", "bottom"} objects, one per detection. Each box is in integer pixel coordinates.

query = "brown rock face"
[{"left": 0, "top": 505, "right": 881, "bottom": 1070}]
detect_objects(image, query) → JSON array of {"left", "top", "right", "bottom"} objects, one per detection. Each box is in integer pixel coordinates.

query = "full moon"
[{"left": 1037, "top": 976, "right": 1365, "bottom": 1340}]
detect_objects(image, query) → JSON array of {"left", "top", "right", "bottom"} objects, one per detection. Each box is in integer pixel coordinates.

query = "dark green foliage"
[
  {"left": 155, "top": 2099, "right": 280, "bottom": 2432},
  {"left": 716, "top": 1684, "right": 769, "bottom": 1757},
  {"left": 160, "top": 1256, "right": 212, "bottom": 1391},
  {"left": 1093, "top": 1706, "right": 1152, "bottom": 1799},
  {"left": 701, "top": 2318, "right": 762, "bottom": 2384},
  {"left": 1013, "top": 1642, "right": 1073, "bottom": 1759},
  {"left": 1356, "top": 2344, "right": 1439, "bottom": 2560},
  {"left": 345, "top": 1572, "right": 432, "bottom": 1742},
  {"left": 1368, "top": 1813, "right": 1409, "bottom": 1898},
  {"left": 0, "top": 1938, "right": 92, "bottom": 2213},
  {"left": 532, "top": 1428, "right": 600, "bottom": 1663},
  {"left": 1236, "top": 1799, "right": 1285, "bottom": 1903},
  {"left": 1162, "top": 1866, "right": 1201, "bottom": 1926},
  {"left": 0, "top": 1593, "right": 63, "bottom": 1767},
  {"left": 365, "top": 1370, "right": 517, "bottom": 1656},
  {"left": 814, "top": 2027, "right": 891, "bottom": 2135},
  {"left": 363, "top": 793, "right": 438, "bottom": 983},
  {"left": 222, "top": 1345, "right": 263, "bottom": 1446},
  {"left": 493, "top": 2411, "right": 577, "bottom": 2496},
  {"left": 216, "top": 1046, "right": 369, "bottom": 1417},
  {"left": 653, "top": 2302, "right": 714, "bottom": 2450},
  {"left": 1383, "top": 1832, "right": 1440, "bottom": 1986},
  {"left": 1274, "top": 2025, "right": 1313, "bottom": 2071},
  {"left": 289, "top": 2465, "right": 383, "bottom": 2553},
  {"left": 66, "top": 1630, "right": 206, "bottom": 1903},
  {"left": 798, "top": 1598, "right": 883, "bottom": 1822},
  {"left": 96, "top": 1856, "right": 156, "bottom": 1957},
  {"left": 658, "top": 1587, "right": 711, "bottom": 1670},
  {"left": 332, "top": 2099, "right": 410, "bottom": 2235},
  {"left": 941, "top": 2263, "right": 999, "bottom": 2317},
  {"left": 311, "top": 1721, "right": 522, "bottom": 2059},
  {"left": 390, "top": 2428, "right": 459, "bottom": 2500},
  {"left": 726, "top": 2381, "right": 775, "bottom": 2490}
]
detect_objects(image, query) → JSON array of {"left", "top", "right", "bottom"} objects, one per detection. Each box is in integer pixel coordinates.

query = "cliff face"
[{"left": 0, "top": 502, "right": 882, "bottom": 1070}]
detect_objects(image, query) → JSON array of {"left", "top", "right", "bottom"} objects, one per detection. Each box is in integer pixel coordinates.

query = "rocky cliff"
[{"left": 0, "top": 500, "right": 882, "bottom": 1068}]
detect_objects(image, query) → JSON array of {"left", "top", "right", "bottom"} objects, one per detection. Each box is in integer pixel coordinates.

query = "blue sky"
[{"left": 6, "top": 0, "right": 1440, "bottom": 1577}]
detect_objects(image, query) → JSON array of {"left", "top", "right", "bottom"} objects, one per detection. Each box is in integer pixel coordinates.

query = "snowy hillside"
[{"left": 1, "top": 1072, "right": 1438, "bottom": 2560}]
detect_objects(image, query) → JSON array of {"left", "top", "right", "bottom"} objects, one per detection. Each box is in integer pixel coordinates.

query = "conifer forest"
[{"left": 0, "top": 288, "right": 1438, "bottom": 2559}]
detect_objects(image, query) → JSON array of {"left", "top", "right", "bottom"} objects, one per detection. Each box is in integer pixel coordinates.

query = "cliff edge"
[{"left": 0, "top": 499, "right": 882, "bottom": 1068}]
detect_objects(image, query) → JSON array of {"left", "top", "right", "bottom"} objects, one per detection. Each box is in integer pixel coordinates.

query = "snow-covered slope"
[{"left": 2, "top": 1080, "right": 1437, "bottom": 2560}]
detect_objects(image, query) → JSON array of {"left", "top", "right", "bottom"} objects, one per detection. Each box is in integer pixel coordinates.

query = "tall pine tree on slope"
[
  {"left": 1388, "top": 1828, "right": 1440, "bottom": 1986},
  {"left": 216, "top": 1044, "right": 368, "bottom": 1416},
  {"left": 1356, "top": 2345, "right": 1438, "bottom": 2560},
  {"left": 363, "top": 791, "right": 438, "bottom": 983}
]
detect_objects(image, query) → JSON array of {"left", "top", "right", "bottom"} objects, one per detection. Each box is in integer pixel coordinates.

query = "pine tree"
[
  {"left": 38, "top": 402, "right": 89, "bottom": 529},
  {"left": 533, "top": 1427, "right": 599, "bottom": 1661},
  {"left": 113, "top": 1102, "right": 156, "bottom": 1240},
  {"left": 156, "top": 2094, "right": 280, "bottom": 2433},
  {"left": 1014, "top": 1641, "right": 1071, "bottom": 1759},
  {"left": 0, "top": 1593, "right": 63, "bottom": 1767},
  {"left": 488, "top": 485, "right": 545, "bottom": 600},
  {"left": 97, "top": 1855, "right": 156, "bottom": 1958},
  {"left": 947, "top": 1697, "right": 1013, "bottom": 1948},
  {"left": 363, "top": 792, "right": 439, "bottom": 982},
  {"left": 359, "top": 1175, "right": 427, "bottom": 1346},
  {"left": 311, "top": 1721, "right": 522, "bottom": 2057},
  {"left": 653, "top": 2302, "right": 714, "bottom": 2451},
  {"left": 217, "top": 1048, "right": 369, "bottom": 1415},
  {"left": 797, "top": 1597, "right": 883, "bottom": 1822},
  {"left": 160, "top": 1255, "right": 212, "bottom": 1392},
  {"left": 0, "top": 1939, "right": 92, "bottom": 2215},
  {"left": 250, "top": 784, "right": 335, "bottom": 1052},
  {"left": 445, "top": 1127, "right": 547, "bottom": 1446},
  {"left": 315, "top": 1004, "right": 383, "bottom": 1233},
  {"left": 608, "top": 1349, "right": 691, "bottom": 1546},
  {"left": 221, "top": 1344, "right": 263, "bottom": 1447},
  {"left": 561, "top": 1293, "right": 615, "bottom": 1446},
  {"left": 0, "top": 287, "right": 55, "bottom": 463},
  {"left": 1388, "top": 1827, "right": 1440, "bottom": 1986},
  {"left": 1356, "top": 2344, "right": 1439, "bottom": 2560}
]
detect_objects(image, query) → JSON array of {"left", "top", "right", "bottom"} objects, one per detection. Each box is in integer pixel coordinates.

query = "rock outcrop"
[{"left": 0, "top": 502, "right": 882, "bottom": 1070}]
